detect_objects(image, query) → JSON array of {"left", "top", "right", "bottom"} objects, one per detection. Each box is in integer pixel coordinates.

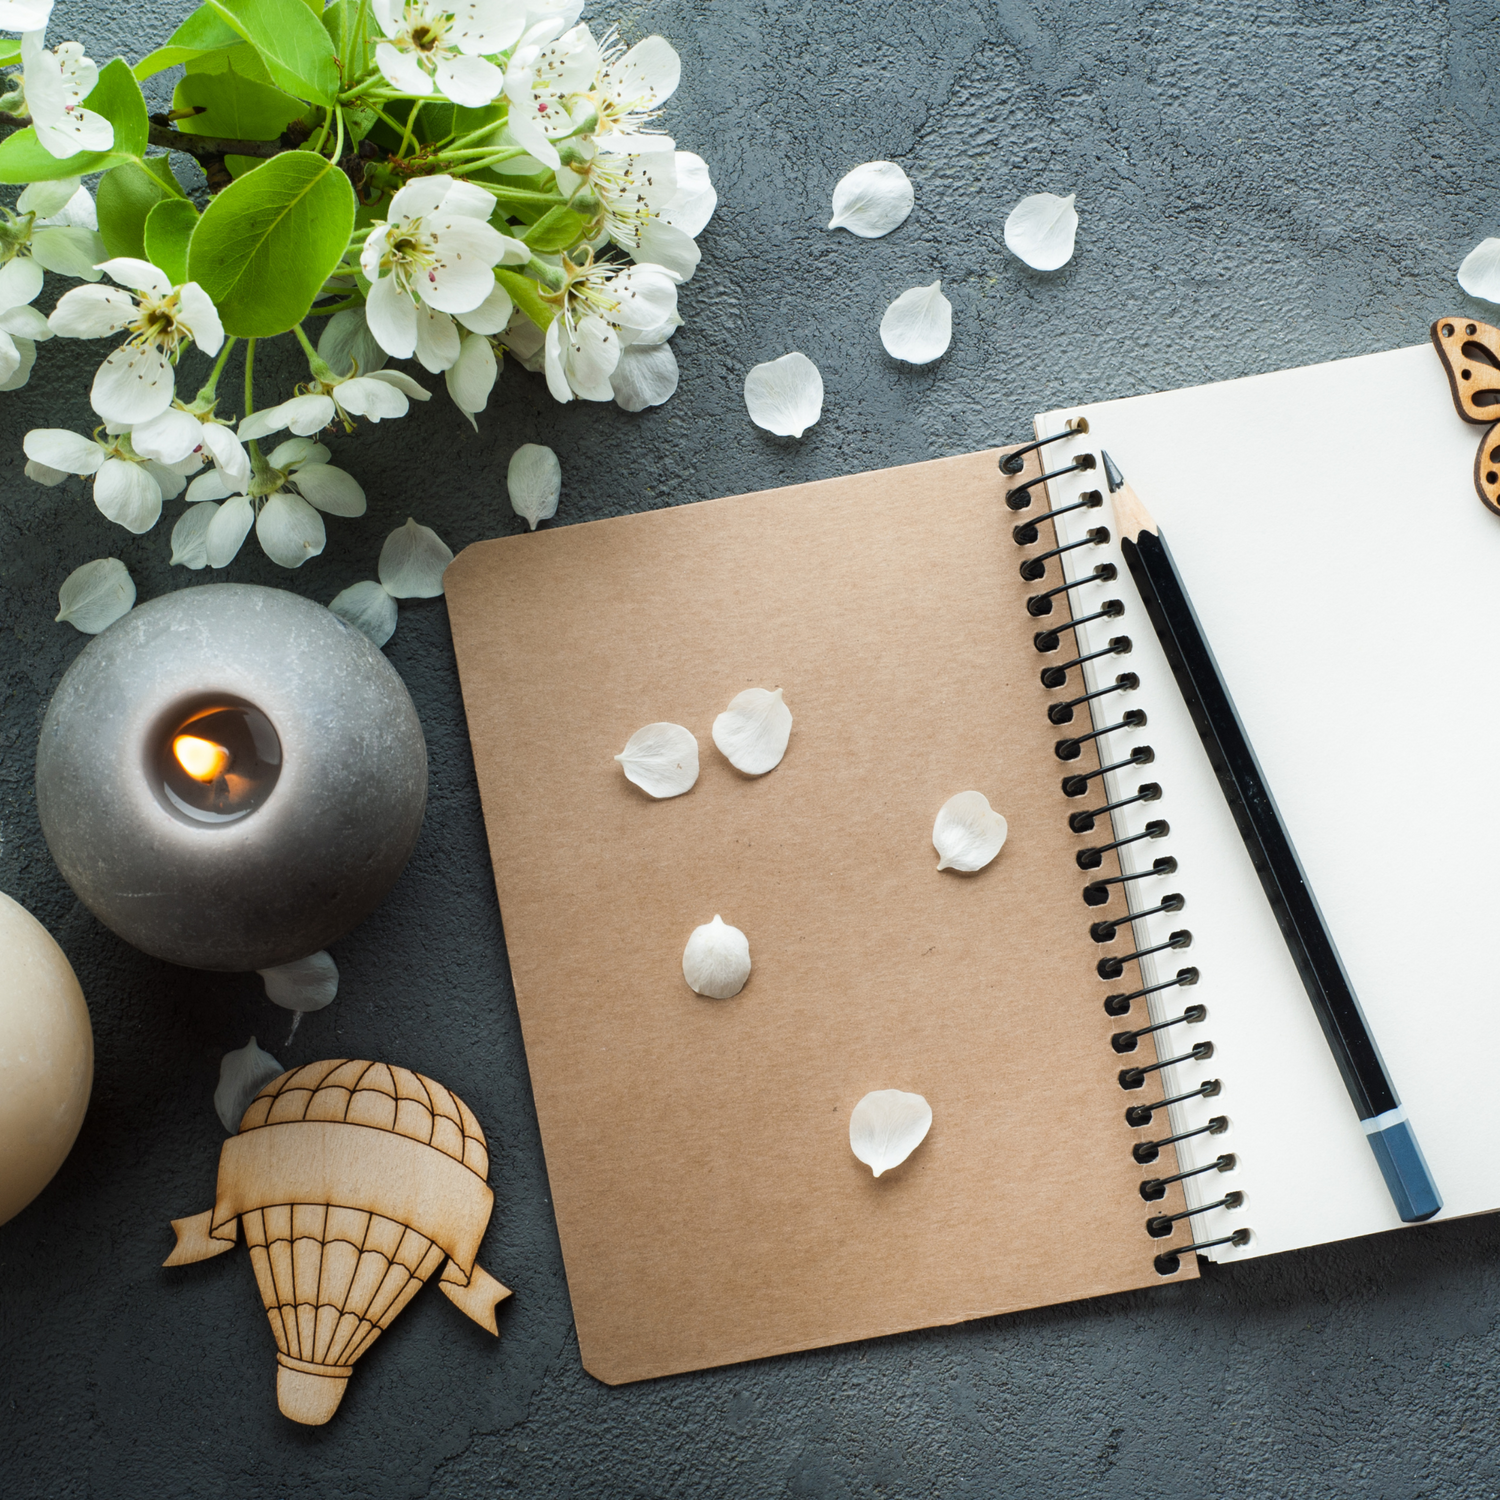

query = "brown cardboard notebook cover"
[{"left": 445, "top": 447, "right": 1193, "bottom": 1385}]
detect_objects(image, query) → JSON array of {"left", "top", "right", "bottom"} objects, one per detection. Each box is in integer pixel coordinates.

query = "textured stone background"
[{"left": 4, "top": 1, "right": 1500, "bottom": 1495}]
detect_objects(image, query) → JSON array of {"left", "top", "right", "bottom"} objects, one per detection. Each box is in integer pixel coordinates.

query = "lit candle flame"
[{"left": 173, "top": 734, "right": 232, "bottom": 783}]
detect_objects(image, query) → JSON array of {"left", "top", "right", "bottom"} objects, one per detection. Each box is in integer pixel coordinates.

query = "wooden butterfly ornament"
[{"left": 1432, "top": 317, "right": 1500, "bottom": 516}]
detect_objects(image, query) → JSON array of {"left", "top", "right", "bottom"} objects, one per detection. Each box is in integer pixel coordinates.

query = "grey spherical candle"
[{"left": 35, "top": 584, "right": 428, "bottom": 972}]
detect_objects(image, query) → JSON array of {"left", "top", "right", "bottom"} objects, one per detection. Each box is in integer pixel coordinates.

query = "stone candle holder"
[{"left": 35, "top": 584, "right": 428, "bottom": 972}]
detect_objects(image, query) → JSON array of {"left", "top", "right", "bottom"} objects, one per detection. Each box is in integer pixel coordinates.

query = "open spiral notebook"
[{"left": 444, "top": 339, "right": 1500, "bottom": 1383}]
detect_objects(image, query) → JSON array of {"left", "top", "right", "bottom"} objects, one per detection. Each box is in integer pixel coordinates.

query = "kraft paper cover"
[{"left": 445, "top": 448, "right": 1194, "bottom": 1385}]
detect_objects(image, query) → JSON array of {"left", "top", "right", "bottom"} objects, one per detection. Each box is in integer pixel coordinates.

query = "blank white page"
[{"left": 1033, "top": 343, "right": 1500, "bottom": 1262}]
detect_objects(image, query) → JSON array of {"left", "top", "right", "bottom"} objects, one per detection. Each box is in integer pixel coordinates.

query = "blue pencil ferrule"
[{"left": 1362, "top": 1109, "right": 1442, "bottom": 1223}]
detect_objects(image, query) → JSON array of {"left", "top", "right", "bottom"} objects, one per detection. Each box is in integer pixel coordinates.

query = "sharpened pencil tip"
[{"left": 1101, "top": 450, "right": 1125, "bottom": 493}]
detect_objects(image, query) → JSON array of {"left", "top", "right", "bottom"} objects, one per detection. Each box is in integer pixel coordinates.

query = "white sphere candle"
[{"left": 0, "top": 892, "right": 92, "bottom": 1226}]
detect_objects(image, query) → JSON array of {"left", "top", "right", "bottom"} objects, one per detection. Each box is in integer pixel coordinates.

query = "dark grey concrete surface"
[{"left": 4, "top": 1, "right": 1500, "bottom": 1495}]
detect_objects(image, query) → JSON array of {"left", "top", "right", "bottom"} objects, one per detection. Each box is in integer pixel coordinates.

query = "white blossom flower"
[
  {"left": 48, "top": 257, "right": 225, "bottom": 423},
  {"left": 0, "top": 255, "right": 52, "bottom": 391},
  {"left": 184, "top": 438, "right": 365, "bottom": 570},
  {"left": 541, "top": 253, "right": 678, "bottom": 403},
  {"left": 658, "top": 151, "right": 716, "bottom": 238},
  {"left": 3, "top": 177, "right": 106, "bottom": 280},
  {"left": 238, "top": 368, "right": 430, "bottom": 439},
  {"left": 586, "top": 29, "right": 680, "bottom": 149},
  {"left": 128, "top": 404, "right": 250, "bottom": 488},
  {"left": 503, "top": 22, "right": 602, "bottom": 169},
  {"left": 360, "top": 175, "right": 527, "bottom": 371},
  {"left": 558, "top": 139, "right": 702, "bottom": 281},
  {"left": 21, "top": 28, "right": 113, "bottom": 160},
  {"left": 370, "top": 0, "right": 523, "bottom": 107},
  {"left": 22, "top": 425, "right": 201, "bottom": 533}
]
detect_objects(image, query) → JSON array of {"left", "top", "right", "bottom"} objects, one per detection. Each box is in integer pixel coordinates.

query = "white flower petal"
[
  {"left": 92, "top": 457, "right": 162, "bottom": 533},
  {"left": 849, "top": 1089, "right": 932, "bottom": 1177},
  {"left": 932, "top": 790, "right": 1008, "bottom": 873},
  {"left": 98, "top": 256, "right": 170, "bottom": 296},
  {"left": 25, "top": 459, "right": 68, "bottom": 485},
  {"left": 444, "top": 330, "right": 497, "bottom": 425},
  {"left": 206, "top": 493, "right": 254, "bottom": 567},
  {"left": 454, "top": 281, "right": 513, "bottom": 335},
  {"left": 712, "top": 687, "right": 792, "bottom": 775},
  {"left": 1458, "top": 238, "right": 1500, "bottom": 302},
  {"left": 681, "top": 914, "right": 750, "bottom": 1000},
  {"left": 0, "top": 328, "right": 19, "bottom": 385},
  {"left": 144, "top": 458, "right": 191, "bottom": 501},
  {"left": 441, "top": 178, "right": 499, "bottom": 219},
  {"left": 91, "top": 344, "right": 174, "bottom": 424},
  {"left": 330, "top": 579, "right": 399, "bottom": 647},
  {"left": 506, "top": 442, "right": 560, "bottom": 529},
  {"left": 170, "top": 500, "right": 219, "bottom": 569},
  {"left": 611, "top": 340, "right": 678, "bottom": 411},
  {"left": 433, "top": 52, "right": 505, "bottom": 108},
  {"left": 293, "top": 461, "right": 366, "bottom": 517},
  {"left": 256, "top": 491, "right": 326, "bottom": 568},
  {"left": 414, "top": 303, "right": 461, "bottom": 372},
  {"left": 130, "top": 407, "right": 202, "bottom": 464},
  {"left": 29, "top": 225, "right": 106, "bottom": 280},
  {"left": 17, "top": 177, "right": 77, "bottom": 220},
  {"left": 378, "top": 516, "right": 453, "bottom": 597},
  {"left": 617, "top": 34, "right": 680, "bottom": 108},
  {"left": 280, "top": 392, "right": 337, "bottom": 437},
  {"left": 376, "top": 39, "right": 434, "bottom": 96},
  {"left": 879, "top": 280, "right": 953, "bottom": 364},
  {"left": 743, "top": 352, "right": 822, "bottom": 438},
  {"left": 258, "top": 950, "right": 339, "bottom": 1012},
  {"left": 334, "top": 374, "right": 409, "bottom": 421},
  {"left": 0, "top": 255, "right": 43, "bottom": 308},
  {"left": 55, "top": 556, "right": 133, "bottom": 633},
  {"left": 658, "top": 151, "right": 717, "bottom": 237},
  {"left": 543, "top": 319, "right": 573, "bottom": 403},
  {"left": 365, "top": 369, "right": 430, "bottom": 398},
  {"left": 176, "top": 282, "right": 225, "bottom": 355},
  {"left": 557, "top": 313, "right": 619, "bottom": 401},
  {"left": 214, "top": 1037, "right": 284, "bottom": 1134},
  {"left": 318, "top": 305, "right": 388, "bottom": 377},
  {"left": 1, "top": 5, "right": 54, "bottom": 38},
  {"left": 0, "top": 302, "right": 49, "bottom": 340},
  {"left": 827, "top": 161, "right": 914, "bottom": 239},
  {"left": 365, "top": 272, "right": 418, "bottom": 359},
  {"left": 1003, "top": 191, "right": 1078, "bottom": 271},
  {"left": 48, "top": 282, "right": 133, "bottom": 337},
  {"left": 0, "top": 334, "right": 35, "bottom": 391},
  {"left": 268, "top": 436, "right": 324, "bottom": 469},
  {"left": 199, "top": 422, "right": 250, "bottom": 486},
  {"left": 615, "top": 721, "right": 698, "bottom": 799},
  {"left": 24, "top": 426, "right": 102, "bottom": 474},
  {"left": 186, "top": 469, "right": 237, "bottom": 503},
  {"left": 631, "top": 219, "right": 700, "bottom": 281},
  {"left": 235, "top": 402, "right": 294, "bottom": 442}
]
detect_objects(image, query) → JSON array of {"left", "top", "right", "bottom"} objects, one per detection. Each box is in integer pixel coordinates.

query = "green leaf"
[
  {"left": 172, "top": 66, "right": 305, "bottom": 141},
  {"left": 495, "top": 269, "right": 556, "bottom": 330},
  {"left": 206, "top": 0, "right": 339, "bottom": 105},
  {"left": 521, "top": 205, "right": 589, "bottom": 253},
  {"left": 188, "top": 150, "right": 355, "bottom": 336},
  {"left": 144, "top": 199, "right": 200, "bottom": 286},
  {"left": 186, "top": 41, "right": 278, "bottom": 88},
  {"left": 133, "top": 4, "right": 242, "bottom": 79},
  {"left": 0, "top": 58, "right": 149, "bottom": 183},
  {"left": 0, "top": 40, "right": 20, "bottom": 66},
  {"left": 96, "top": 161, "right": 171, "bottom": 258}
]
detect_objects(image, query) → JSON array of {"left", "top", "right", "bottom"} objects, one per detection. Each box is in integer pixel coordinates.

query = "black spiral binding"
[{"left": 1006, "top": 425, "right": 1250, "bottom": 1277}]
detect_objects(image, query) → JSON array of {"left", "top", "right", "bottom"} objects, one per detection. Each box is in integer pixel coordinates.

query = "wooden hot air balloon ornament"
[
  {"left": 1432, "top": 317, "right": 1500, "bottom": 515},
  {"left": 165, "top": 1060, "right": 511, "bottom": 1425}
]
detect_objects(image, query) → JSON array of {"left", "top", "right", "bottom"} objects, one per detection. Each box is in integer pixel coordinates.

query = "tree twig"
[{"left": 148, "top": 117, "right": 282, "bottom": 163}]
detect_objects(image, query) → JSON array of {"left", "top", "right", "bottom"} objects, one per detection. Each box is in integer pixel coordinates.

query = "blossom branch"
[{"left": 146, "top": 117, "right": 282, "bottom": 164}]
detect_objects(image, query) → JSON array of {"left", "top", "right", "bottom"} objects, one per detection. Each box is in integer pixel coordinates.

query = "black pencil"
[{"left": 1102, "top": 451, "right": 1441, "bottom": 1224}]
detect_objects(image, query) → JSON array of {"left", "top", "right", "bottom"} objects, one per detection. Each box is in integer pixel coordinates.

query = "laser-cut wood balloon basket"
[{"left": 166, "top": 1060, "right": 511, "bottom": 1425}]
